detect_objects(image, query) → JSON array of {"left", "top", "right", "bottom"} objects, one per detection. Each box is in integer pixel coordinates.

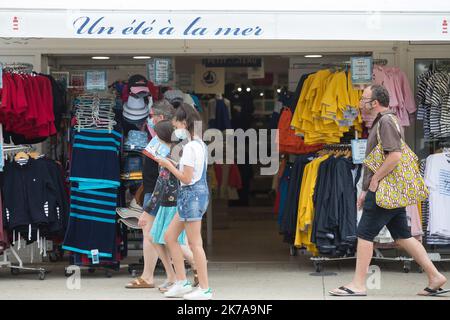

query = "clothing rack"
[
  {"left": 322, "top": 143, "right": 352, "bottom": 150},
  {"left": 320, "top": 62, "right": 350, "bottom": 72},
  {"left": 0, "top": 140, "right": 47, "bottom": 280},
  {"left": 301, "top": 142, "right": 424, "bottom": 275}
]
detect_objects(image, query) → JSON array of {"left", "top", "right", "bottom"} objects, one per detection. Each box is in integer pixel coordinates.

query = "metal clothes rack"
[
  {"left": 0, "top": 135, "right": 47, "bottom": 280},
  {"left": 415, "top": 59, "right": 450, "bottom": 269},
  {"left": 290, "top": 143, "right": 420, "bottom": 274},
  {"left": 322, "top": 143, "right": 352, "bottom": 150},
  {"left": 64, "top": 94, "right": 125, "bottom": 278}
]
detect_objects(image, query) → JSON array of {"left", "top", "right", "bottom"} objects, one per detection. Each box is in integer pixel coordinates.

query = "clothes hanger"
[{"left": 28, "top": 151, "right": 41, "bottom": 159}]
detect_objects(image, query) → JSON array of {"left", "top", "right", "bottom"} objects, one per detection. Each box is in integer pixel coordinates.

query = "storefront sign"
[
  {"left": 147, "top": 57, "right": 174, "bottom": 86},
  {"left": 351, "top": 139, "right": 368, "bottom": 164},
  {"left": 85, "top": 70, "right": 107, "bottom": 91},
  {"left": 1, "top": 10, "right": 450, "bottom": 41},
  {"left": 203, "top": 57, "right": 262, "bottom": 68},
  {"left": 351, "top": 57, "right": 373, "bottom": 87},
  {"left": 194, "top": 64, "right": 225, "bottom": 95}
]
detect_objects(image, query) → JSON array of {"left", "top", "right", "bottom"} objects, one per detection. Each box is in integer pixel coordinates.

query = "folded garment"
[
  {"left": 116, "top": 207, "right": 141, "bottom": 219},
  {"left": 123, "top": 155, "right": 144, "bottom": 173},
  {"left": 119, "top": 217, "right": 140, "bottom": 230},
  {"left": 124, "top": 130, "right": 148, "bottom": 150},
  {"left": 129, "top": 198, "right": 143, "bottom": 212},
  {"left": 121, "top": 172, "right": 143, "bottom": 180}
]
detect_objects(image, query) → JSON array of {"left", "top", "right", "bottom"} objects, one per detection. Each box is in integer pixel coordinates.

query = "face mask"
[
  {"left": 147, "top": 117, "right": 155, "bottom": 129},
  {"left": 174, "top": 128, "right": 188, "bottom": 140}
]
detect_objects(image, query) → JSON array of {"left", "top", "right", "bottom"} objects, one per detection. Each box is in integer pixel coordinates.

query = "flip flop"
[
  {"left": 125, "top": 277, "right": 155, "bottom": 289},
  {"left": 418, "top": 287, "right": 450, "bottom": 297},
  {"left": 329, "top": 286, "right": 367, "bottom": 297}
]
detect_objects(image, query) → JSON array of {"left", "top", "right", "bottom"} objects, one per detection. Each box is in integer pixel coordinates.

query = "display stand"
[{"left": 0, "top": 138, "right": 48, "bottom": 280}]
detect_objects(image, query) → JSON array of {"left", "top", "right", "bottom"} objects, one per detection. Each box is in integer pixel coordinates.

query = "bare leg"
[
  {"left": 153, "top": 243, "right": 176, "bottom": 283},
  {"left": 165, "top": 213, "right": 187, "bottom": 282},
  {"left": 330, "top": 238, "right": 373, "bottom": 294},
  {"left": 396, "top": 238, "right": 447, "bottom": 293},
  {"left": 181, "top": 244, "right": 196, "bottom": 269},
  {"left": 140, "top": 216, "right": 158, "bottom": 284},
  {"left": 184, "top": 221, "right": 209, "bottom": 289}
]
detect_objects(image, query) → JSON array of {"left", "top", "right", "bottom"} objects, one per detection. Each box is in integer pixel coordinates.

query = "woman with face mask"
[
  {"left": 142, "top": 120, "right": 198, "bottom": 293},
  {"left": 156, "top": 103, "right": 212, "bottom": 300}
]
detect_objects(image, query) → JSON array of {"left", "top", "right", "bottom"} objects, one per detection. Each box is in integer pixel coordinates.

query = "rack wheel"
[
  {"left": 39, "top": 271, "right": 46, "bottom": 280},
  {"left": 105, "top": 270, "right": 113, "bottom": 278},
  {"left": 289, "top": 246, "right": 297, "bottom": 256},
  {"left": 131, "top": 270, "right": 137, "bottom": 278},
  {"left": 403, "top": 261, "right": 411, "bottom": 273},
  {"left": 313, "top": 261, "right": 323, "bottom": 273},
  {"left": 88, "top": 268, "right": 96, "bottom": 274},
  {"left": 11, "top": 268, "right": 20, "bottom": 276},
  {"left": 49, "top": 252, "right": 58, "bottom": 263}
]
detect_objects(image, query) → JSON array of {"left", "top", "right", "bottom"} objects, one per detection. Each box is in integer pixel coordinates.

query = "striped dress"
[{"left": 63, "top": 129, "right": 122, "bottom": 260}]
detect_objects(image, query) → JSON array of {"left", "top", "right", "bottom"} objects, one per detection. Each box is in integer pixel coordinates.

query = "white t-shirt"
[
  {"left": 179, "top": 139, "right": 206, "bottom": 186},
  {"left": 425, "top": 153, "right": 450, "bottom": 237}
]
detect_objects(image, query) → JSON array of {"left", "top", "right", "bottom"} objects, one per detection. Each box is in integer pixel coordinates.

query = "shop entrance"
[{"left": 44, "top": 52, "right": 366, "bottom": 264}]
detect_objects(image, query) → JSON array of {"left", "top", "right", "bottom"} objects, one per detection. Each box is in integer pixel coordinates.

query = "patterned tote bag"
[{"left": 364, "top": 114, "right": 429, "bottom": 209}]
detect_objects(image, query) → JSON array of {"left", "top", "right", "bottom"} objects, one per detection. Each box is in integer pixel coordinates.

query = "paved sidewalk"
[{"left": 1, "top": 259, "right": 449, "bottom": 300}]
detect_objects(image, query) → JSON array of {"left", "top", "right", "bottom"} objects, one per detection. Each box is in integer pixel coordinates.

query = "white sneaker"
[
  {"left": 164, "top": 280, "right": 193, "bottom": 298},
  {"left": 158, "top": 281, "right": 175, "bottom": 293},
  {"left": 183, "top": 287, "right": 213, "bottom": 300}
]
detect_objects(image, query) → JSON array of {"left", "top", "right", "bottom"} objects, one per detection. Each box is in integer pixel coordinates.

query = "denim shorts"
[
  {"left": 177, "top": 185, "right": 209, "bottom": 222},
  {"left": 143, "top": 193, "right": 157, "bottom": 217},
  {"left": 357, "top": 191, "right": 412, "bottom": 242}
]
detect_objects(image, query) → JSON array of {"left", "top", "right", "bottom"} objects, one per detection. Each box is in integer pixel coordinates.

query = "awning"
[{"left": 1, "top": 1, "right": 450, "bottom": 41}]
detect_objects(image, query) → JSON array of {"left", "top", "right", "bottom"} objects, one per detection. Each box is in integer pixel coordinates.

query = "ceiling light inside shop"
[
  {"left": 133, "top": 56, "right": 152, "bottom": 60},
  {"left": 246, "top": 87, "right": 251, "bottom": 92},
  {"left": 92, "top": 56, "right": 110, "bottom": 60},
  {"left": 237, "top": 87, "right": 242, "bottom": 92},
  {"left": 260, "top": 92, "right": 264, "bottom": 97},
  {"left": 277, "top": 88, "right": 282, "bottom": 94},
  {"left": 304, "top": 54, "right": 323, "bottom": 58}
]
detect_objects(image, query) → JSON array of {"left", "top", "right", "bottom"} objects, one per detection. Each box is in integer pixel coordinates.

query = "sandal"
[
  {"left": 418, "top": 287, "right": 450, "bottom": 297},
  {"left": 193, "top": 270, "right": 199, "bottom": 288},
  {"left": 329, "top": 286, "right": 367, "bottom": 297},
  {"left": 158, "top": 281, "right": 175, "bottom": 292},
  {"left": 125, "top": 277, "right": 155, "bottom": 289}
]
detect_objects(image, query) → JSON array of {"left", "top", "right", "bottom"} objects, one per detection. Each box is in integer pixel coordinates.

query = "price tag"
[
  {"left": 91, "top": 249, "right": 100, "bottom": 264},
  {"left": 351, "top": 139, "right": 367, "bottom": 164}
]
